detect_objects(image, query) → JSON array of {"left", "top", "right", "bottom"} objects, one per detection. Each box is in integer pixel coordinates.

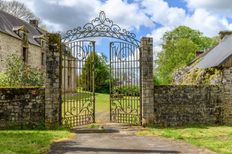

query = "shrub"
[
  {"left": 113, "top": 85, "right": 140, "bottom": 96},
  {"left": 0, "top": 73, "right": 9, "bottom": 86},
  {"left": 0, "top": 54, "right": 44, "bottom": 87}
]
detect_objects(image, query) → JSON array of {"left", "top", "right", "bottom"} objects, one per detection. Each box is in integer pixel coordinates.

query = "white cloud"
[
  {"left": 137, "top": 0, "right": 232, "bottom": 55},
  {"left": 101, "top": 0, "right": 153, "bottom": 30},
  {"left": 184, "top": 9, "right": 231, "bottom": 36},
  {"left": 141, "top": 0, "right": 186, "bottom": 27},
  {"left": 11, "top": 0, "right": 232, "bottom": 52},
  {"left": 185, "top": 0, "right": 232, "bottom": 18},
  {"left": 15, "top": 0, "right": 153, "bottom": 32}
]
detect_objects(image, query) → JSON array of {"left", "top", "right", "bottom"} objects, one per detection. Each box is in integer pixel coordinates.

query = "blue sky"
[{"left": 14, "top": 0, "right": 232, "bottom": 58}]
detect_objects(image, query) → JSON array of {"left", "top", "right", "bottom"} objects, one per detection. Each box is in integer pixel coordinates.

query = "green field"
[
  {"left": 137, "top": 125, "right": 232, "bottom": 154},
  {"left": 95, "top": 93, "right": 110, "bottom": 113},
  {"left": 0, "top": 130, "right": 70, "bottom": 154}
]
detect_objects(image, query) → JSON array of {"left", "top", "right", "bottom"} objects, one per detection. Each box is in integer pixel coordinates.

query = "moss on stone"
[{"left": 179, "top": 68, "right": 222, "bottom": 85}]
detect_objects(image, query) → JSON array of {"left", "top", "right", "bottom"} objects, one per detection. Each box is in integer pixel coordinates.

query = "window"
[
  {"left": 22, "top": 47, "right": 28, "bottom": 63},
  {"left": 41, "top": 52, "right": 45, "bottom": 66}
]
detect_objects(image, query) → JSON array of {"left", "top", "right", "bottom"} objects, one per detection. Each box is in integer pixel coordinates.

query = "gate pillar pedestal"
[
  {"left": 140, "top": 37, "right": 155, "bottom": 126},
  {"left": 45, "top": 33, "right": 62, "bottom": 128}
]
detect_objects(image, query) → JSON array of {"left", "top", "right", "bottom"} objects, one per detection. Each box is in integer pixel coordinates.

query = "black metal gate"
[
  {"left": 61, "top": 40, "right": 95, "bottom": 127},
  {"left": 61, "top": 11, "right": 142, "bottom": 127},
  {"left": 110, "top": 42, "right": 141, "bottom": 125}
]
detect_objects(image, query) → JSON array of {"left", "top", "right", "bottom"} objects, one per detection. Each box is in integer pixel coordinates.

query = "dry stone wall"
[
  {"left": 0, "top": 88, "right": 45, "bottom": 129},
  {"left": 221, "top": 67, "right": 232, "bottom": 124},
  {"left": 154, "top": 85, "right": 224, "bottom": 127}
]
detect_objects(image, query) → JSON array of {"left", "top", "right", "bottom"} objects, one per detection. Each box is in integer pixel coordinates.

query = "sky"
[{"left": 11, "top": 0, "right": 232, "bottom": 58}]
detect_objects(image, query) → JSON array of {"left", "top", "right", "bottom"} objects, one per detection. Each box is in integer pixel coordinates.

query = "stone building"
[
  {"left": 155, "top": 32, "right": 232, "bottom": 126},
  {"left": 173, "top": 31, "right": 232, "bottom": 85},
  {"left": 0, "top": 10, "right": 76, "bottom": 91},
  {"left": 0, "top": 10, "right": 46, "bottom": 72}
]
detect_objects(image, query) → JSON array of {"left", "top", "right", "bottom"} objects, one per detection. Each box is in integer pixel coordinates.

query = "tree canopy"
[
  {"left": 0, "top": 0, "right": 37, "bottom": 21},
  {"left": 81, "top": 52, "right": 110, "bottom": 93},
  {"left": 155, "top": 26, "right": 218, "bottom": 85}
]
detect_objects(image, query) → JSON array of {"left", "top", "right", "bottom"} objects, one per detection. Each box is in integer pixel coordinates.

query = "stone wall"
[
  {"left": 0, "top": 88, "right": 45, "bottom": 129},
  {"left": 154, "top": 85, "right": 223, "bottom": 127},
  {"left": 221, "top": 67, "right": 232, "bottom": 124}
]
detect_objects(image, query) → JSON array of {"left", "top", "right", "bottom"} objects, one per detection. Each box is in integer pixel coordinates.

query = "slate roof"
[
  {"left": 0, "top": 10, "right": 43, "bottom": 46},
  {"left": 196, "top": 34, "right": 232, "bottom": 69}
]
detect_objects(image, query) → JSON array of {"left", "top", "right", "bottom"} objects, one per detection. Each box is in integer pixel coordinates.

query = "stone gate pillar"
[
  {"left": 140, "top": 37, "right": 154, "bottom": 126},
  {"left": 45, "top": 33, "right": 61, "bottom": 128}
]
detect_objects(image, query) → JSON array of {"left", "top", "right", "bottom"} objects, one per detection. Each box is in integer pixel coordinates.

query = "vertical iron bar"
[
  {"left": 59, "top": 36, "right": 62, "bottom": 125},
  {"left": 109, "top": 42, "right": 112, "bottom": 122},
  {"left": 92, "top": 41, "right": 96, "bottom": 123}
]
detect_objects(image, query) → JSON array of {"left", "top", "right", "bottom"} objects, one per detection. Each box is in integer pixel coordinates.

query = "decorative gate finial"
[{"left": 62, "top": 11, "right": 140, "bottom": 46}]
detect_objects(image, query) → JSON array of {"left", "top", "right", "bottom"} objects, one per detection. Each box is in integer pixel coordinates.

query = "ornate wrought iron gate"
[
  {"left": 61, "top": 11, "right": 142, "bottom": 127},
  {"left": 110, "top": 42, "right": 141, "bottom": 125},
  {"left": 61, "top": 40, "right": 95, "bottom": 127}
]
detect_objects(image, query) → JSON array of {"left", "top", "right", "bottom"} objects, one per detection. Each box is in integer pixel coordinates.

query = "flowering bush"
[{"left": 0, "top": 54, "right": 44, "bottom": 87}]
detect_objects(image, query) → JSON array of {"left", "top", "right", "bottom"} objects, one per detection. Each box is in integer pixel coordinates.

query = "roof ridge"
[{"left": 0, "top": 10, "right": 44, "bottom": 46}]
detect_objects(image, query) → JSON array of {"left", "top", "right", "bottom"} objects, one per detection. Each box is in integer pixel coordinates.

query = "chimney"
[
  {"left": 196, "top": 50, "right": 204, "bottom": 57},
  {"left": 29, "top": 19, "right": 39, "bottom": 27}
]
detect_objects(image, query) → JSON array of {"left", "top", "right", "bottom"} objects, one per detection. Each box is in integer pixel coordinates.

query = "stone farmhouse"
[
  {"left": 0, "top": 10, "right": 76, "bottom": 91},
  {"left": 0, "top": 10, "right": 46, "bottom": 71},
  {"left": 173, "top": 31, "right": 232, "bottom": 85}
]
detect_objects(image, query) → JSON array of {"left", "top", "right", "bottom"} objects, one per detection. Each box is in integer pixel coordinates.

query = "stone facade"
[
  {"left": 140, "top": 37, "right": 154, "bottom": 125},
  {"left": 154, "top": 85, "right": 223, "bottom": 127},
  {"left": 0, "top": 32, "right": 46, "bottom": 72},
  {"left": 0, "top": 88, "right": 45, "bottom": 129}
]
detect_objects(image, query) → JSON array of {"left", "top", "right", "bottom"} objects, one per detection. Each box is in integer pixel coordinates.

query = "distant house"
[
  {"left": 0, "top": 10, "right": 46, "bottom": 71},
  {"left": 173, "top": 31, "right": 232, "bottom": 85}
]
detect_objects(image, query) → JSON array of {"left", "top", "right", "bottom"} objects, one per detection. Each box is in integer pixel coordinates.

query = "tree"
[
  {"left": 81, "top": 52, "right": 110, "bottom": 93},
  {"left": 0, "top": 0, "right": 37, "bottom": 21},
  {"left": 156, "top": 26, "right": 217, "bottom": 85}
]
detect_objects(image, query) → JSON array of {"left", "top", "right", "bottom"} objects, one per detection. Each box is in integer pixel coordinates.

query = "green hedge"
[{"left": 113, "top": 85, "right": 140, "bottom": 96}]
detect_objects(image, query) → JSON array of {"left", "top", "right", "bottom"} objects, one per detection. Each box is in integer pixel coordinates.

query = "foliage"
[
  {"left": 172, "top": 57, "right": 223, "bottom": 85},
  {"left": 153, "top": 75, "right": 161, "bottom": 86},
  {"left": 179, "top": 68, "right": 223, "bottom": 85},
  {"left": 0, "top": 72, "right": 8, "bottom": 86},
  {"left": 155, "top": 26, "right": 218, "bottom": 85},
  {"left": 137, "top": 125, "right": 232, "bottom": 154},
  {"left": 113, "top": 85, "right": 140, "bottom": 96},
  {"left": 48, "top": 33, "right": 61, "bottom": 52},
  {"left": 0, "top": 0, "right": 37, "bottom": 21},
  {"left": 81, "top": 52, "right": 110, "bottom": 93},
  {"left": 0, "top": 130, "right": 70, "bottom": 154},
  {"left": 0, "top": 54, "right": 44, "bottom": 87}
]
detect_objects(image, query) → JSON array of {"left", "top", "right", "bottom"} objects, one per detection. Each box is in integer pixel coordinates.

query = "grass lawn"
[
  {"left": 137, "top": 125, "right": 232, "bottom": 154},
  {"left": 95, "top": 93, "right": 109, "bottom": 113},
  {"left": 0, "top": 130, "right": 71, "bottom": 154}
]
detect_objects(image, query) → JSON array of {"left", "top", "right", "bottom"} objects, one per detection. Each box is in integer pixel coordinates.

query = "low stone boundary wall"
[
  {"left": 0, "top": 88, "right": 45, "bottom": 129},
  {"left": 154, "top": 85, "right": 223, "bottom": 127}
]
